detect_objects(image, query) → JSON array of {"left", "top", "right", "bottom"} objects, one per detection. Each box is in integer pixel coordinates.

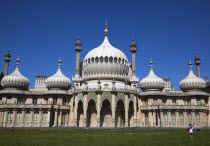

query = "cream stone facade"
[{"left": 0, "top": 22, "right": 209, "bottom": 128}]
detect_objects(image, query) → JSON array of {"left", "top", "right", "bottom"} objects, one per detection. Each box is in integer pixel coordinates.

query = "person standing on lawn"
[{"left": 188, "top": 123, "right": 195, "bottom": 139}]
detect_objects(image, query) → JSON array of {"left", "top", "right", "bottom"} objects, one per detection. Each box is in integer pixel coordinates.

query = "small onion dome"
[
  {"left": 179, "top": 61, "right": 206, "bottom": 92},
  {"left": 1, "top": 57, "right": 30, "bottom": 90},
  {"left": 45, "top": 59, "right": 71, "bottom": 90},
  {"left": 140, "top": 60, "right": 165, "bottom": 91}
]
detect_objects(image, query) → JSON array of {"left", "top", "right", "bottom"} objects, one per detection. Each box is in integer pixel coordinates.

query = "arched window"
[
  {"left": 105, "top": 56, "right": 108, "bottom": 63},
  {"left": 122, "top": 59, "right": 124, "bottom": 64},
  {"left": 118, "top": 58, "right": 121, "bottom": 64},
  {"left": 63, "top": 97, "right": 67, "bottom": 105},
  {"left": 109, "top": 57, "right": 113, "bottom": 63},
  {"left": 53, "top": 97, "right": 57, "bottom": 105},
  {"left": 7, "top": 111, "right": 13, "bottom": 126},
  {"left": 195, "top": 113, "right": 200, "bottom": 126},
  {"left": 33, "top": 97, "right": 37, "bottom": 104},
  {"left": 179, "top": 112, "right": 184, "bottom": 126},
  {"left": 95, "top": 57, "right": 99, "bottom": 63},
  {"left": 100, "top": 56, "right": 103, "bottom": 63},
  {"left": 145, "top": 113, "right": 149, "bottom": 126},
  {"left": 88, "top": 58, "right": 90, "bottom": 64},
  {"left": 91, "top": 57, "right": 94, "bottom": 63},
  {"left": 114, "top": 57, "right": 117, "bottom": 63},
  {"left": 25, "top": 111, "right": 31, "bottom": 126},
  {"left": 171, "top": 112, "right": 176, "bottom": 126},
  {"left": 187, "top": 112, "right": 192, "bottom": 124},
  {"left": 16, "top": 111, "right": 22, "bottom": 126},
  {"left": 34, "top": 111, "right": 39, "bottom": 126},
  {"left": 163, "top": 112, "right": 168, "bottom": 126},
  {"left": 41, "top": 112, "right": 48, "bottom": 126}
]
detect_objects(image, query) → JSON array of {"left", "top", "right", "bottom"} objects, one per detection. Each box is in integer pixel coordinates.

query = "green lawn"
[{"left": 0, "top": 128, "right": 210, "bottom": 146}]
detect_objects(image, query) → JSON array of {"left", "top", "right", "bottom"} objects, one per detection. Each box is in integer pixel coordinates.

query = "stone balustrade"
[{"left": 140, "top": 105, "right": 208, "bottom": 110}]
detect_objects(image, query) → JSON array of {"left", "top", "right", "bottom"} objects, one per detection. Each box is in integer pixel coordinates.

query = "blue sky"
[{"left": 0, "top": 0, "right": 210, "bottom": 90}]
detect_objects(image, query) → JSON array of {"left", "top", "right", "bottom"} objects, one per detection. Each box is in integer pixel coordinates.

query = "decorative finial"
[
  {"left": 75, "top": 36, "right": 82, "bottom": 47},
  {"left": 150, "top": 59, "right": 153, "bottom": 70},
  {"left": 188, "top": 60, "right": 192, "bottom": 70},
  {"left": 58, "top": 57, "right": 62, "bottom": 67},
  {"left": 16, "top": 56, "right": 20, "bottom": 67},
  {"left": 104, "top": 19, "right": 108, "bottom": 36}
]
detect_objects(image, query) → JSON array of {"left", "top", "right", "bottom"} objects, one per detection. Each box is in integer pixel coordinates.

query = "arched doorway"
[
  {"left": 128, "top": 101, "right": 134, "bottom": 127},
  {"left": 100, "top": 99, "right": 112, "bottom": 127},
  {"left": 115, "top": 100, "right": 125, "bottom": 127},
  {"left": 77, "top": 101, "right": 84, "bottom": 127},
  {"left": 87, "top": 100, "right": 97, "bottom": 127}
]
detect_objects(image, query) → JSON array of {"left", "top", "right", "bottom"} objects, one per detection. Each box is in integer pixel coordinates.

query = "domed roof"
[
  {"left": 84, "top": 36, "right": 128, "bottom": 61},
  {"left": 1, "top": 57, "right": 30, "bottom": 90},
  {"left": 82, "top": 22, "right": 130, "bottom": 81},
  {"left": 179, "top": 61, "right": 206, "bottom": 92},
  {"left": 140, "top": 60, "right": 165, "bottom": 91},
  {"left": 45, "top": 59, "right": 71, "bottom": 90}
]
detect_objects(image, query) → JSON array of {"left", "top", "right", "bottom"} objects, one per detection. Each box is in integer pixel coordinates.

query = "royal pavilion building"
[{"left": 0, "top": 22, "right": 209, "bottom": 128}]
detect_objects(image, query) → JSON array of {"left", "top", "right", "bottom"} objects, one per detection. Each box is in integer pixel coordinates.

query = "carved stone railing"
[
  {"left": 74, "top": 87, "right": 138, "bottom": 93},
  {"left": 0, "top": 104, "right": 70, "bottom": 110},
  {"left": 140, "top": 91, "right": 209, "bottom": 96},
  {"left": 140, "top": 105, "right": 208, "bottom": 110}
]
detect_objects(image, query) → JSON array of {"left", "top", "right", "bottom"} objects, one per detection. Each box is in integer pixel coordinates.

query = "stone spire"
[
  {"left": 73, "top": 36, "right": 82, "bottom": 83},
  {"left": 130, "top": 39, "right": 137, "bottom": 76},
  {"left": 4, "top": 49, "right": 11, "bottom": 76},
  {"left": 194, "top": 52, "right": 201, "bottom": 77},
  {"left": 104, "top": 19, "right": 108, "bottom": 36}
]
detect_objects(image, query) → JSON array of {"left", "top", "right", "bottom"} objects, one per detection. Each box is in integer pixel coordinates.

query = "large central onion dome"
[
  {"left": 140, "top": 60, "right": 165, "bottom": 91},
  {"left": 1, "top": 57, "right": 30, "bottom": 90},
  {"left": 45, "top": 59, "right": 71, "bottom": 90},
  {"left": 179, "top": 61, "right": 206, "bottom": 92},
  {"left": 82, "top": 22, "right": 130, "bottom": 81}
]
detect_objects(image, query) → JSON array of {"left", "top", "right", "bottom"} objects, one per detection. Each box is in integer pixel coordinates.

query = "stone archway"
[
  {"left": 100, "top": 99, "right": 112, "bottom": 127},
  {"left": 87, "top": 100, "right": 97, "bottom": 127},
  {"left": 77, "top": 100, "right": 84, "bottom": 127},
  {"left": 115, "top": 100, "right": 125, "bottom": 127},
  {"left": 128, "top": 101, "right": 134, "bottom": 127}
]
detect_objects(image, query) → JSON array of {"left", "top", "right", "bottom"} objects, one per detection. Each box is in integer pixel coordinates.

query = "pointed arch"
[
  {"left": 115, "top": 99, "right": 125, "bottom": 127},
  {"left": 77, "top": 100, "right": 84, "bottom": 127},
  {"left": 128, "top": 101, "right": 134, "bottom": 127},
  {"left": 100, "top": 99, "right": 112, "bottom": 127},
  {"left": 87, "top": 99, "right": 97, "bottom": 127}
]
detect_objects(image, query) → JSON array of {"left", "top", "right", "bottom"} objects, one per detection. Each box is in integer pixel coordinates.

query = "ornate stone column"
[
  {"left": 39, "top": 110, "right": 43, "bottom": 127},
  {"left": 3, "top": 110, "right": 8, "bottom": 127},
  {"left": 58, "top": 111, "right": 62, "bottom": 127},
  {"left": 83, "top": 94, "right": 87, "bottom": 127},
  {"left": 13, "top": 110, "right": 17, "bottom": 127},
  {"left": 74, "top": 96, "right": 78, "bottom": 127},
  {"left": 47, "top": 110, "right": 51, "bottom": 127},
  {"left": 53, "top": 110, "right": 58, "bottom": 127},
  {"left": 160, "top": 110, "right": 163, "bottom": 127},
  {"left": 125, "top": 94, "right": 129, "bottom": 127},
  {"left": 133, "top": 95, "right": 137, "bottom": 127},
  {"left": 175, "top": 110, "right": 179, "bottom": 127},
  {"left": 30, "top": 110, "right": 34, "bottom": 127},
  {"left": 21, "top": 110, "right": 25, "bottom": 127},
  {"left": 111, "top": 92, "right": 116, "bottom": 127},
  {"left": 184, "top": 110, "right": 187, "bottom": 127},
  {"left": 4, "top": 50, "right": 11, "bottom": 76},
  {"left": 192, "top": 110, "right": 195, "bottom": 124},
  {"left": 149, "top": 111, "right": 153, "bottom": 127},
  {"left": 96, "top": 92, "right": 101, "bottom": 127},
  {"left": 65, "top": 112, "right": 69, "bottom": 127},
  {"left": 153, "top": 110, "right": 156, "bottom": 127},
  {"left": 168, "top": 110, "right": 171, "bottom": 127}
]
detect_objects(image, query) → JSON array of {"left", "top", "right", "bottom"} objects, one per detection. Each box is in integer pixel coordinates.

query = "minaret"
[
  {"left": 73, "top": 36, "right": 82, "bottom": 82},
  {"left": 4, "top": 49, "right": 11, "bottom": 76},
  {"left": 130, "top": 39, "right": 137, "bottom": 76},
  {"left": 194, "top": 52, "right": 201, "bottom": 78}
]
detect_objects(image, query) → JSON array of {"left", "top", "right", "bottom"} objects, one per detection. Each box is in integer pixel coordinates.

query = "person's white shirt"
[{"left": 189, "top": 126, "right": 194, "bottom": 133}]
